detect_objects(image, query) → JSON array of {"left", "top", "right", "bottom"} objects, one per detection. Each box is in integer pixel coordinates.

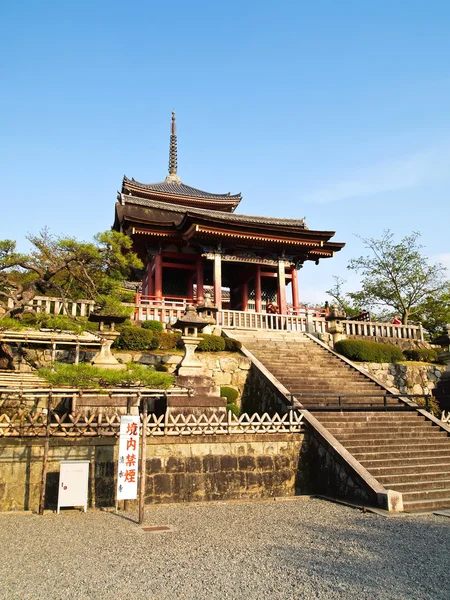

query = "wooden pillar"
[
  {"left": 241, "top": 282, "right": 248, "bottom": 312},
  {"left": 213, "top": 254, "right": 222, "bottom": 310},
  {"left": 148, "top": 260, "right": 155, "bottom": 299},
  {"left": 196, "top": 256, "right": 204, "bottom": 303},
  {"left": 255, "top": 265, "right": 262, "bottom": 313},
  {"left": 291, "top": 266, "right": 299, "bottom": 313},
  {"left": 154, "top": 252, "right": 163, "bottom": 302},
  {"left": 187, "top": 273, "right": 194, "bottom": 303},
  {"left": 277, "top": 261, "right": 287, "bottom": 315}
]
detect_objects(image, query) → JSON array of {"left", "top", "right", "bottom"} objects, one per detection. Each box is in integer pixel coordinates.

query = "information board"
[
  {"left": 117, "top": 415, "right": 140, "bottom": 501},
  {"left": 57, "top": 460, "right": 90, "bottom": 514}
]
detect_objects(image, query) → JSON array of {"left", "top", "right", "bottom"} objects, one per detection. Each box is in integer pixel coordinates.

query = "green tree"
[
  {"left": 325, "top": 276, "right": 360, "bottom": 317},
  {"left": 347, "top": 230, "right": 448, "bottom": 325},
  {"left": 415, "top": 284, "right": 450, "bottom": 339},
  {"left": 0, "top": 230, "right": 142, "bottom": 319}
]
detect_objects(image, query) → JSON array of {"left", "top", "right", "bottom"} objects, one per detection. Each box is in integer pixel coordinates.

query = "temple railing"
[
  {"left": 5, "top": 296, "right": 423, "bottom": 341},
  {"left": 342, "top": 320, "right": 423, "bottom": 341},
  {"left": 7, "top": 296, "right": 96, "bottom": 317},
  {"left": 217, "top": 310, "right": 328, "bottom": 333}
]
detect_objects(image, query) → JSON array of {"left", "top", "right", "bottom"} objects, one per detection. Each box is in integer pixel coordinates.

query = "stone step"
[
  {"left": 331, "top": 430, "right": 448, "bottom": 442},
  {"left": 325, "top": 423, "right": 432, "bottom": 433},
  {"left": 402, "top": 496, "right": 450, "bottom": 512},
  {"left": 400, "top": 487, "right": 450, "bottom": 502},
  {"left": 315, "top": 413, "right": 423, "bottom": 422},
  {"left": 343, "top": 440, "right": 449, "bottom": 453},
  {"left": 387, "top": 479, "right": 450, "bottom": 493},
  {"left": 353, "top": 447, "right": 450, "bottom": 462},
  {"left": 376, "top": 470, "right": 450, "bottom": 485},
  {"left": 368, "top": 462, "right": 450, "bottom": 476}
]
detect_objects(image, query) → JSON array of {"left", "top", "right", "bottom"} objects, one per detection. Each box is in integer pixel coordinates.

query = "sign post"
[{"left": 116, "top": 415, "right": 140, "bottom": 508}]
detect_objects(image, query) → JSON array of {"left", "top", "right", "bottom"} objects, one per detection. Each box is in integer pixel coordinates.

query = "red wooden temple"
[{"left": 113, "top": 112, "right": 344, "bottom": 315}]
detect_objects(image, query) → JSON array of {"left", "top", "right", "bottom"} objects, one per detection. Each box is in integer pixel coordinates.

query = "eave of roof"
[
  {"left": 122, "top": 176, "right": 241, "bottom": 202},
  {"left": 118, "top": 194, "right": 308, "bottom": 229}
]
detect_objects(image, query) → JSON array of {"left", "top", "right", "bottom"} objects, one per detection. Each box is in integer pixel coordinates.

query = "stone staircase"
[{"left": 232, "top": 330, "right": 450, "bottom": 512}]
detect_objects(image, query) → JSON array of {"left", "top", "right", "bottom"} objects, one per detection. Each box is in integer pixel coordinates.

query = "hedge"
[
  {"left": 141, "top": 320, "right": 164, "bottom": 333},
  {"left": 196, "top": 334, "right": 226, "bottom": 352},
  {"left": 113, "top": 326, "right": 159, "bottom": 351},
  {"left": 224, "top": 338, "right": 242, "bottom": 352},
  {"left": 226, "top": 403, "right": 240, "bottom": 417},
  {"left": 220, "top": 386, "right": 239, "bottom": 404},
  {"left": 334, "top": 339, "right": 403, "bottom": 363},
  {"left": 403, "top": 348, "right": 439, "bottom": 363}
]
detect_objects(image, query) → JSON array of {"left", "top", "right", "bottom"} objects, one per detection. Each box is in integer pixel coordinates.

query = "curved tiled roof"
[
  {"left": 122, "top": 176, "right": 241, "bottom": 201},
  {"left": 118, "top": 194, "right": 308, "bottom": 228}
]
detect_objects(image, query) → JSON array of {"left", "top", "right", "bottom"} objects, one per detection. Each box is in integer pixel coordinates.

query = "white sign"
[
  {"left": 117, "top": 415, "right": 140, "bottom": 500},
  {"left": 57, "top": 460, "right": 90, "bottom": 514}
]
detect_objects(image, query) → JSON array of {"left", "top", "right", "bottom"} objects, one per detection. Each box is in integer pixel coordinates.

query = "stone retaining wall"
[
  {"left": 0, "top": 434, "right": 304, "bottom": 512},
  {"left": 358, "top": 362, "right": 443, "bottom": 396}
]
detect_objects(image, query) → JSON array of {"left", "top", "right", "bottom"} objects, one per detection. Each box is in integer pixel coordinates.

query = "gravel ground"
[{"left": 1, "top": 498, "right": 450, "bottom": 600}]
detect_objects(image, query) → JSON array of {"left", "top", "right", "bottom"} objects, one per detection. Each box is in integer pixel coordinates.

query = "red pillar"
[
  {"left": 187, "top": 273, "right": 194, "bottom": 303},
  {"left": 213, "top": 254, "right": 222, "bottom": 310},
  {"left": 291, "top": 266, "right": 299, "bottom": 313},
  {"left": 277, "top": 261, "right": 287, "bottom": 315},
  {"left": 154, "top": 252, "right": 163, "bottom": 302},
  {"left": 255, "top": 265, "right": 262, "bottom": 313},
  {"left": 241, "top": 282, "right": 248, "bottom": 312},
  {"left": 148, "top": 260, "right": 155, "bottom": 299},
  {"left": 196, "top": 256, "right": 204, "bottom": 304}
]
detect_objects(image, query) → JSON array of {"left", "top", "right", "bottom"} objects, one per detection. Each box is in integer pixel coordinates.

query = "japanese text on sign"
[{"left": 117, "top": 416, "right": 140, "bottom": 500}]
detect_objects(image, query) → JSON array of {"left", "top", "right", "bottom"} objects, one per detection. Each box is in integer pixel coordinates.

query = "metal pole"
[
  {"left": 138, "top": 396, "right": 147, "bottom": 525},
  {"left": 38, "top": 391, "right": 52, "bottom": 515}
]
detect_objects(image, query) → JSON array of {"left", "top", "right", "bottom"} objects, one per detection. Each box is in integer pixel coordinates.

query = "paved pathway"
[{"left": 1, "top": 498, "right": 450, "bottom": 599}]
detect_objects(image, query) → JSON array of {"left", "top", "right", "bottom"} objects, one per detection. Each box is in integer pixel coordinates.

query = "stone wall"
[
  {"left": 358, "top": 362, "right": 443, "bottom": 396},
  {"left": 0, "top": 434, "right": 304, "bottom": 512}
]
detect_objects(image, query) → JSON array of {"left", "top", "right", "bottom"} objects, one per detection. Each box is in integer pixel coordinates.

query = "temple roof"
[
  {"left": 117, "top": 193, "right": 307, "bottom": 228},
  {"left": 122, "top": 176, "right": 242, "bottom": 204}
]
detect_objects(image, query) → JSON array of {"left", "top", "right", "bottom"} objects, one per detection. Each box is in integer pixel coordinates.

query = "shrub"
[
  {"left": 334, "top": 339, "right": 403, "bottom": 363},
  {"left": 196, "top": 334, "right": 226, "bottom": 352},
  {"left": 156, "top": 331, "right": 182, "bottom": 351},
  {"left": 0, "top": 317, "right": 26, "bottom": 331},
  {"left": 38, "top": 362, "right": 173, "bottom": 389},
  {"left": 113, "top": 326, "right": 159, "bottom": 351},
  {"left": 226, "top": 403, "right": 240, "bottom": 417},
  {"left": 94, "top": 295, "right": 133, "bottom": 318},
  {"left": 220, "top": 386, "right": 239, "bottom": 404},
  {"left": 403, "top": 348, "right": 439, "bottom": 363},
  {"left": 141, "top": 320, "right": 164, "bottom": 333},
  {"left": 224, "top": 338, "right": 242, "bottom": 352}
]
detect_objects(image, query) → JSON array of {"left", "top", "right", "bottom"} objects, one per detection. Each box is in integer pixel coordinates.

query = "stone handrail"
[
  {"left": 343, "top": 319, "right": 423, "bottom": 341},
  {"left": 8, "top": 295, "right": 96, "bottom": 318}
]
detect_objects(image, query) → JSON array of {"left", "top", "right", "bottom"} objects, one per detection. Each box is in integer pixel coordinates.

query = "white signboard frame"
[
  {"left": 57, "top": 460, "right": 90, "bottom": 514},
  {"left": 117, "top": 415, "right": 140, "bottom": 501}
]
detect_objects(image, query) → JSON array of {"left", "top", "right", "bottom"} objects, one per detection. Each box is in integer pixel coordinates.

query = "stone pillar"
[
  {"left": 213, "top": 253, "right": 222, "bottom": 310},
  {"left": 255, "top": 265, "right": 262, "bottom": 313},
  {"left": 154, "top": 252, "right": 163, "bottom": 302},
  {"left": 277, "top": 261, "right": 287, "bottom": 315},
  {"left": 291, "top": 266, "right": 299, "bottom": 313},
  {"left": 196, "top": 256, "right": 204, "bottom": 304}
]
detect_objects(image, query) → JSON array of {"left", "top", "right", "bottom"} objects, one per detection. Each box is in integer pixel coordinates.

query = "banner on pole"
[{"left": 117, "top": 415, "right": 140, "bottom": 501}]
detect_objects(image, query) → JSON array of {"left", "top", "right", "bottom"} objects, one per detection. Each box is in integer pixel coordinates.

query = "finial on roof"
[{"left": 166, "top": 110, "right": 181, "bottom": 183}]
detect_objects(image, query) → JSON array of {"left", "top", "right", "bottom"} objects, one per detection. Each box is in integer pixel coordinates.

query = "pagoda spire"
[{"left": 166, "top": 110, "right": 181, "bottom": 183}]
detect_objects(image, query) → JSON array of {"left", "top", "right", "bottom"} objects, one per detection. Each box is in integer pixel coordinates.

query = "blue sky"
[{"left": 1, "top": 1, "right": 450, "bottom": 304}]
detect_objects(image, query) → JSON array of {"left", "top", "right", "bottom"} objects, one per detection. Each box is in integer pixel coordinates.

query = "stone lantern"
[
  {"left": 196, "top": 289, "right": 219, "bottom": 335},
  {"left": 88, "top": 314, "right": 128, "bottom": 370},
  {"left": 172, "top": 305, "right": 209, "bottom": 376},
  {"left": 325, "top": 304, "right": 347, "bottom": 346}
]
